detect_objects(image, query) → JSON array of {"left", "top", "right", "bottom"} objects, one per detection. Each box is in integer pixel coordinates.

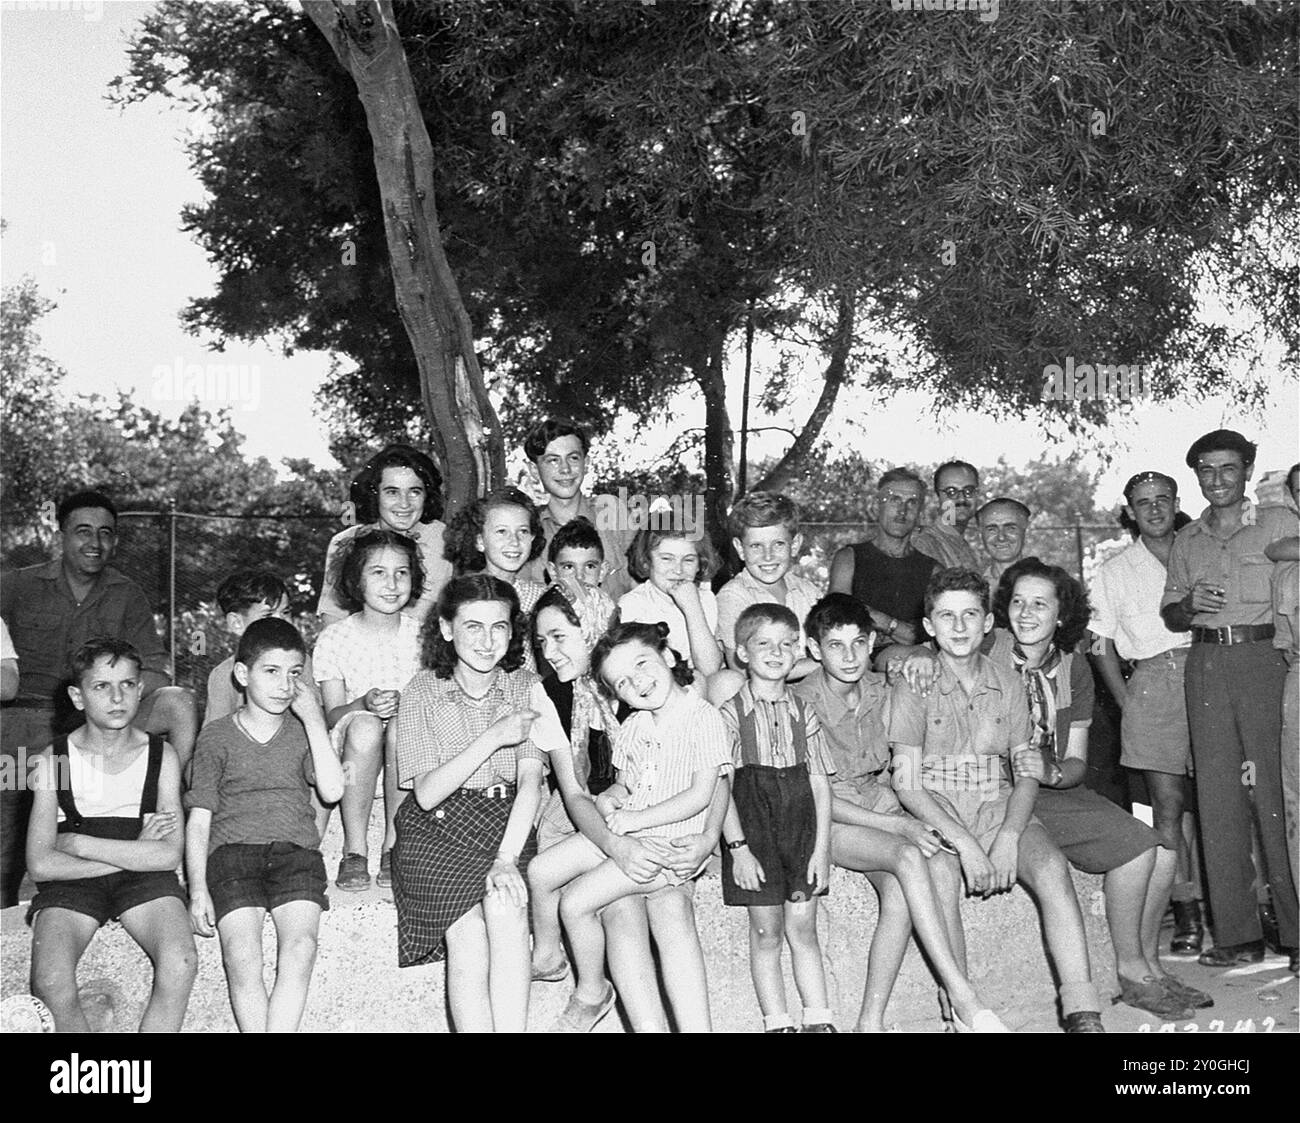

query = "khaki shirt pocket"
[{"left": 1240, "top": 552, "right": 1274, "bottom": 605}]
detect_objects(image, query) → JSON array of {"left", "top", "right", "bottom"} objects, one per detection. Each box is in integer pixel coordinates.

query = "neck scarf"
[
  {"left": 559, "top": 583, "right": 620, "bottom": 774},
  {"left": 1012, "top": 640, "right": 1062, "bottom": 762}
]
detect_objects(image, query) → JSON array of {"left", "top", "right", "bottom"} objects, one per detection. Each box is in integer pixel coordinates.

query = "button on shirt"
[
  {"left": 719, "top": 683, "right": 837, "bottom": 773},
  {"left": 394, "top": 668, "right": 563, "bottom": 791},
  {"left": 1163, "top": 503, "right": 1300, "bottom": 628},
  {"left": 612, "top": 692, "right": 733, "bottom": 842},
  {"left": 888, "top": 655, "right": 1032, "bottom": 793},
  {"left": 715, "top": 568, "right": 823, "bottom": 654},
  {"left": 792, "top": 667, "right": 890, "bottom": 800},
  {"left": 0, "top": 562, "right": 167, "bottom": 707},
  {"left": 1091, "top": 537, "right": 1190, "bottom": 660}
]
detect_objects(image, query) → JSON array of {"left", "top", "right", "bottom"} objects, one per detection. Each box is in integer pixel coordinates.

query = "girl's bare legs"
[
  {"left": 645, "top": 884, "right": 712, "bottom": 1031},
  {"left": 444, "top": 904, "right": 493, "bottom": 1032},
  {"left": 528, "top": 835, "right": 600, "bottom": 972},
  {"left": 604, "top": 895, "right": 669, "bottom": 1032},
  {"left": 1102, "top": 847, "right": 1159, "bottom": 980},
  {"left": 484, "top": 887, "right": 530, "bottom": 1032},
  {"left": 340, "top": 715, "right": 384, "bottom": 860},
  {"left": 382, "top": 720, "right": 401, "bottom": 855}
]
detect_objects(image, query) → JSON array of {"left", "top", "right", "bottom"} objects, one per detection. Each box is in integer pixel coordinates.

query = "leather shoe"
[
  {"left": 1197, "top": 940, "right": 1265, "bottom": 967},
  {"left": 1170, "top": 900, "right": 1204, "bottom": 955}
]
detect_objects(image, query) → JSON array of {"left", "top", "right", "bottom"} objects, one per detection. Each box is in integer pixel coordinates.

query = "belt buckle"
[
  {"left": 1218, "top": 625, "right": 1236, "bottom": 644},
  {"left": 484, "top": 783, "right": 509, "bottom": 800}
]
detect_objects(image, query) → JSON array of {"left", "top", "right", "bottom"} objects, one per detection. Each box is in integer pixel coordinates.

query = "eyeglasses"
[{"left": 939, "top": 486, "right": 979, "bottom": 500}]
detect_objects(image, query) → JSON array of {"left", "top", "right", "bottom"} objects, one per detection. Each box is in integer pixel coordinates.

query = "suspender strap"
[
  {"left": 52, "top": 736, "right": 83, "bottom": 829},
  {"left": 140, "top": 734, "right": 164, "bottom": 816}
]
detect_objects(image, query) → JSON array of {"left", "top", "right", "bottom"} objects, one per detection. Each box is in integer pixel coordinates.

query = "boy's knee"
[
  {"left": 158, "top": 940, "right": 199, "bottom": 987},
  {"left": 750, "top": 919, "right": 784, "bottom": 950},
  {"left": 279, "top": 930, "right": 318, "bottom": 964},
  {"left": 894, "top": 843, "right": 927, "bottom": 879},
  {"left": 30, "top": 962, "right": 78, "bottom": 1008}
]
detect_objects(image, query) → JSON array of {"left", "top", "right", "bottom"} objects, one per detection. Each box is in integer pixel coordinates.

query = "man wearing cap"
[{"left": 1161, "top": 430, "right": 1298, "bottom": 967}]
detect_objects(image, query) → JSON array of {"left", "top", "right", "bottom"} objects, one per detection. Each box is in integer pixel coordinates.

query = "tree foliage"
[{"left": 112, "top": 0, "right": 1297, "bottom": 530}]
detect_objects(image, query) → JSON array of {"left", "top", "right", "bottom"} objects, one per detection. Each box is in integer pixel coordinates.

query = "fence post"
[
  {"left": 1073, "top": 515, "right": 1085, "bottom": 582},
  {"left": 166, "top": 500, "right": 177, "bottom": 683}
]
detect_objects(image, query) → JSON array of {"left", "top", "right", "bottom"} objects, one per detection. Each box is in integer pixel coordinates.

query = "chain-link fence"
[{"left": 3, "top": 510, "right": 1124, "bottom": 710}]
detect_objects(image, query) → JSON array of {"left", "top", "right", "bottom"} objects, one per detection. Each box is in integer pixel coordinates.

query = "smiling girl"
[
  {"left": 545, "top": 621, "right": 732, "bottom": 1032},
  {"left": 618, "top": 520, "right": 723, "bottom": 676},
  {"left": 313, "top": 530, "right": 424, "bottom": 893},
  {"left": 318, "top": 445, "right": 452, "bottom": 628},
  {"left": 444, "top": 487, "right": 548, "bottom": 615},
  {"left": 992, "top": 558, "right": 1210, "bottom": 1020},
  {"left": 391, "top": 575, "right": 564, "bottom": 1032}
]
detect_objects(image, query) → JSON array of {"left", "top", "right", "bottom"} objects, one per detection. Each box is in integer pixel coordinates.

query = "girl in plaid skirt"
[{"left": 391, "top": 575, "right": 567, "bottom": 1032}]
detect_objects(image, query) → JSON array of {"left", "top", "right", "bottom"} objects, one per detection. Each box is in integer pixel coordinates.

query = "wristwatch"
[{"left": 725, "top": 838, "right": 748, "bottom": 851}]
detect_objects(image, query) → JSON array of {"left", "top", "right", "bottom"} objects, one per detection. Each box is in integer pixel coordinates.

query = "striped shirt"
[
  {"left": 394, "top": 667, "right": 563, "bottom": 791},
  {"left": 720, "top": 683, "right": 836, "bottom": 775},
  {"left": 612, "top": 691, "right": 733, "bottom": 842}
]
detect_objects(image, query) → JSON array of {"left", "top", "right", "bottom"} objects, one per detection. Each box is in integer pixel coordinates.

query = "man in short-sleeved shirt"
[
  {"left": 0, "top": 491, "right": 181, "bottom": 907},
  {"left": 1160, "top": 430, "right": 1297, "bottom": 964}
]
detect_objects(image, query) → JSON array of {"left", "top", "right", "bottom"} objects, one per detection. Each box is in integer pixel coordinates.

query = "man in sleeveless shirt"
[{"left": 830, "top": 469, "right": 939, "bottom": 666}]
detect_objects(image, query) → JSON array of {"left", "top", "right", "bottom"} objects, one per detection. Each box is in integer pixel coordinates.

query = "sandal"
[{"left": 952, "top": 1008, "right": 1011, "bottom": 1033}]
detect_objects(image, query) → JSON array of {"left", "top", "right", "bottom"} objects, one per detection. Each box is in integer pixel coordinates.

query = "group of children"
[{"left": 26, "top": 427, "right": 1209, "bottom": 1034}]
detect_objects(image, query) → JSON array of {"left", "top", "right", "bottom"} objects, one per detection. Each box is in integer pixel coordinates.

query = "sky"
[{"left": 2, "top": 0, "right": 1296, "bottom": 511}]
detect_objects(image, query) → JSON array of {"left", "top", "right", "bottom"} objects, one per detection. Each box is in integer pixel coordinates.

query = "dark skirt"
[{"left": 392, "top": 788, "right": 538, "bottom": 967}]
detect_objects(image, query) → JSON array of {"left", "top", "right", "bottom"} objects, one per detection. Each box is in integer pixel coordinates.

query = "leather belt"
[{"left": 1190, "top": 624, "right": 1275, "bottom": 646}]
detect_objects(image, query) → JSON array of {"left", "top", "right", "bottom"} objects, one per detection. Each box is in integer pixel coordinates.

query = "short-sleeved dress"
[
  {"left": 311, "top": 613, "right": 422, "bottom": 752},
  {"left": 391, "top": 667, "right": 563, "bottom": 967}
]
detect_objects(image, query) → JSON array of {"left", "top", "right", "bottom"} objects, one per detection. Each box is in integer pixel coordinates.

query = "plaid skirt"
[{"left": 392, "top": 788, "right": 538, "bottom": 968}]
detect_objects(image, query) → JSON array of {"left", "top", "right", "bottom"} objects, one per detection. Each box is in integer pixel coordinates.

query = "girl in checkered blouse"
[
  {"left": 391, "top": 575, "right": 566, "bottom": 1032},
  {"left": 544, "top": 621, "right": 733, "bottom": 1032}
]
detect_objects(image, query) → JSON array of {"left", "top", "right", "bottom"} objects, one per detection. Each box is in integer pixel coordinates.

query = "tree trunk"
[
  {"left": 750, "top": 290, "right": 856, "bottom": 496},
  {"left": 303, "top": 0, "right": 503, "bottom": 517},
  {"left": 696, "top": 329, "right": 736, "bottom": 574}
]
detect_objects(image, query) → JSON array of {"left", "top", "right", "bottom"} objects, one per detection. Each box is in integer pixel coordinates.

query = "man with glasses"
[
  {"left": 912, "top": 460, "right": 982, "bottom": 570},
  {"left": 830, "top": 468, "right": 938, "bottom": 658},
  {"left": 1161, "top": 430, "right": 1298, "bottom": 968}
]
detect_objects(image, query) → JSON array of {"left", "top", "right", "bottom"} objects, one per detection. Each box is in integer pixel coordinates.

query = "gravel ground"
[{"left": 3, "top": 801, "right": 1295, "bottom": 1033}]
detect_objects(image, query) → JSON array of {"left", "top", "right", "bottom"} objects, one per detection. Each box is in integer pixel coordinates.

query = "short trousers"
[
  {"left": 722, "top": 764, "right": 823, "bottom": 907},
  {"left": 1034, "top": 784, "right": 1158, "bottom": 874},
  {"left": 833, "top": 775, "right": 905, "bottom": 816},
  {"left": 393, "top": 787, "right": 538, "bottom": 967},
  {"left": 1121, "top": 649, "right": 1191, "bottom": 774},
  {"left": 926, "top": 787, "right": 1041, "bottom": 850},
  {"left": 28, "top": 869, "right": 185, "bottom": 928},
  {"left": 207, "top": 842, "right": 329, "bottom": 921}
]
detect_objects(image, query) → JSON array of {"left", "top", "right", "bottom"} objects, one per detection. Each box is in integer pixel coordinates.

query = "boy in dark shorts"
[
  {"left": 26, "top": 638, "right": 196, "bottom": 1031},
  {"left": 185, "top": 618, "right": 345, "bottom": 1032},
  {"left": 720, "top": 603, "right": 837, "bottom": 1032}
]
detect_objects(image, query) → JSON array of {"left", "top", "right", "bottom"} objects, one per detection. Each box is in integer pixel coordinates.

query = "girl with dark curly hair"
[
  {"left": 443, "top": 487, "right": 548, "bottom": 616},
  {"left": 317, "top": 444, "right": 453, "bottom": 628},
  {"left": 389, "top": 575, "right": 566, "bottom": 1032},
  {"left": 992, "top": 559, "right": 1211, "bottom": 1020}
]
